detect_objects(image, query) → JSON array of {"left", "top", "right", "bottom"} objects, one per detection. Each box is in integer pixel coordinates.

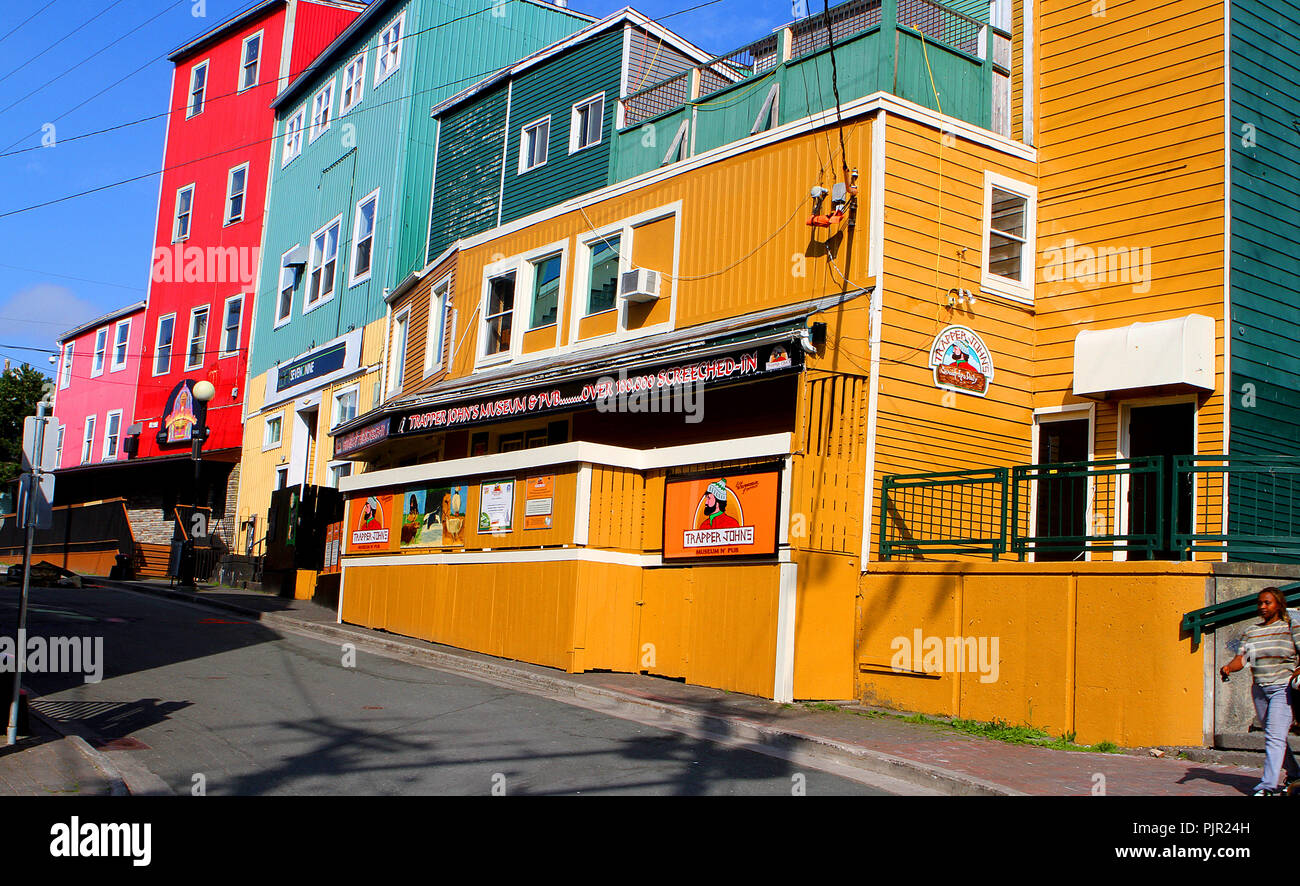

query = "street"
[{"left": 2, "top": 584, "right": 894, "bottom": 796}]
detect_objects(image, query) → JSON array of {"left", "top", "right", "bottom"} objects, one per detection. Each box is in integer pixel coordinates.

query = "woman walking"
[{"left": 1220, "top": 587, "right": 1300, "bottom": 795}]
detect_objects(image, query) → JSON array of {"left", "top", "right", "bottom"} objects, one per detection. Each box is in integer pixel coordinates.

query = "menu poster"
[
  {"left": 524, "top": 475, "right": 555, "bottom": 531},
  {"left": 478, "top": 479, "right": 515, "bottom": 533}
]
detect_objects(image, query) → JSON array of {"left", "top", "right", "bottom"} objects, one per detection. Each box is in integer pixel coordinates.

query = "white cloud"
[{"left": 0, "top": 283, "right": 102, "bottom": 359}]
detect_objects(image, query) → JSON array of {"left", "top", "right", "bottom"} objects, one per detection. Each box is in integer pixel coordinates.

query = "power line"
[
  {"left": 0, "top": 0, "right": 61, "bottom": 48},
  {"left": 0, "top": 0, "right": 187, "bottom": 116},
  {"left": 0, "top": 263, "right": 142, "bottom": 292},
  {"left": 0, "top": 0, "right": 130, "bottom": 86}
]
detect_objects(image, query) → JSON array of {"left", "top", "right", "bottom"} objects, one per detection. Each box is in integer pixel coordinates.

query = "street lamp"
[{"left": 178, "top": 380, "right": 216, "bottom": 589}]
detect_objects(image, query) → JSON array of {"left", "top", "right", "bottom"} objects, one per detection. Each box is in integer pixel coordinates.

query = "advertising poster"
[
  {"left": 400, "top": 484, "right": 469, "bottom": 548},
  {"left": 478, "top": 479, "right": 515, "bottom": 533},
  {"left": 348, "top": 493, "right": 394, "bottom": 554},
  {"left": 662, "top": 468, "right": 780, "bottom": 560},
  {"left": 524, "top": 475, "right": 555, "bottom": 530}
]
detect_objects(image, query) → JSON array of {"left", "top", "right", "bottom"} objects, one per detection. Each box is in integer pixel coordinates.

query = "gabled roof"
[
  {"left": 272, "top": 0, "right": 597, "bottom": 111},
  {"left": 58, "top": 301, "right": 147, "bottom": 344},
  {"left": 429, "top": 7, "right": 719, "bottom": 119},
  {"left": 168, "top": 0, "right": 367, "bottom": 63}
]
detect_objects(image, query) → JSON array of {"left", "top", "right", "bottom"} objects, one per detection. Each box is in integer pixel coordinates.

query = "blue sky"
[{"left": 0, "top": 0, "right": 789, "bottom": 376}]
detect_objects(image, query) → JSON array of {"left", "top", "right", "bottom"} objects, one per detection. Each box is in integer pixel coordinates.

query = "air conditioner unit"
[{"left": 619, "top": 268, "right": 661, "bottom": 302}]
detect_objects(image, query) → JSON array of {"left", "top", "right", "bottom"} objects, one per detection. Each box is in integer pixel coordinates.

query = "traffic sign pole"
[{"left": 8, "top": 402, "right": 47, "bottom": 745}]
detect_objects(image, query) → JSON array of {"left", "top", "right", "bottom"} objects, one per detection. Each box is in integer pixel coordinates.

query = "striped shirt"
[{"left": 1241, "top": 619, "right": 1300, "bottom": 686}]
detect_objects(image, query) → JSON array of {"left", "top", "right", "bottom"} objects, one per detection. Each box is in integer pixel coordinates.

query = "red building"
[{"left": 118, "top": 0, "right": 363, "bottom": 543}]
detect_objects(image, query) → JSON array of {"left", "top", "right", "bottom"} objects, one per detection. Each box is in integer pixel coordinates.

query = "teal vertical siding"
[
  {"left": 427, "top": 88, "right": 511, "bottom": 262},
  {"left": 1229, "top": 0, "right": 1300, "bottom": 556},
  {"left": 249, "top": 0, "right": 588, "bottom": 381},
  {"left": 500, "top": 32, "right": 624, "bottom": 224}
]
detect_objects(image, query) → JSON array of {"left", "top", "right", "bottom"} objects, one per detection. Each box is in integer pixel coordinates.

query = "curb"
[
  {"left": 25, "top": 701, "right": 128, "bottom": 797},
  {"left": 95, "top": 578, "right": 1018, "bottom": 796}
]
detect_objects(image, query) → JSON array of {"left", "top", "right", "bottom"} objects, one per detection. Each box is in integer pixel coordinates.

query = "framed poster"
[
  {"left": 662, "top": 465, "right": 781, "bottom": 560},
  {"left": 524, "top": 475, "right": 555, "bottom": 530},
  {"left": 478, "top": 478, "right": 515, "bottom": 533},
  {"left": 400, "top": 484, "right": 468, "bottom": 548},
  {"left": 348, "top": 493, "right": 395, "bottom": 553}
]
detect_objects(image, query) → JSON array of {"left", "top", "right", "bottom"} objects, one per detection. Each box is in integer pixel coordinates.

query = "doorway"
[
  {"left": 1033, "top": 416, "right": 1090, "bottom": 561},
  {"left": 1125, "top": 402, "right": 1195, "bottom": 559}
]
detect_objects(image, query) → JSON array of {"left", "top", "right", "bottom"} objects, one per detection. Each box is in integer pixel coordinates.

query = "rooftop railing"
[{"left": 879, "top": 455, "right": 1300, "bottom": 562}]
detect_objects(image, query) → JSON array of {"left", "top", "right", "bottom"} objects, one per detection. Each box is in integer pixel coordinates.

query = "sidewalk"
[
  {"left": 0, "top": 708, "right": 124, "bottom": 796},
  {"left": 91, "top": 577, "right": 1270, "bottom": 796}
]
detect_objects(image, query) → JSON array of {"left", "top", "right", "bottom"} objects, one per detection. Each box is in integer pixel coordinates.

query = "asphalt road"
[{"left": 1, "top": 584, "right": 894, "bottom": 796}]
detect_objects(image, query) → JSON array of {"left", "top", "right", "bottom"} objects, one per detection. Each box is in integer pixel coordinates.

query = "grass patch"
[
  {"left": 830, "top": 708, "right": 1123, "bottom": 754},
  {"left": 802, "top": 702, "right": 842, "bottom": 713}
]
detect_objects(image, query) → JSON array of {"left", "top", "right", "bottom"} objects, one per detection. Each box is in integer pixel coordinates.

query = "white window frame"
[
  {"left": 187, "top": 60, "right": 209, "bottom": 118},
  {"left": 263, "top": 411, "right": 284, "bottom": 451},
  {"left": 239, "top": 30, "right": 263, "bottom": 92},
  {"left": 185, "top": 306, "right": 209, "bottom": 371},
  {"left": 282, "top": 106, "right": 305, "bottom": 166},
  {"left": 220, "top": 294, "right": 243, "bottom": 358},
  {"left": 274, "top": 465, "right": 289, "bottom": 489},
  {"left": 309, "top": 81, "right": 335, "bottom": 144},
  {"left": 340, "top": 52, "right": 366, "bottom": 114},
  {"left": 580, "top": 230, "right": 623, "bottom": 318},
  {"left": 58, "top": 342, "right": 73, "bottom": 388},
  {"left": 477, "top": 264, "right": 517, "bottom": 367},
  {"left": 326, "top": 461, "right": 353, "bottom": 489},
  {"left": 423, "top": 275, "right": 452, "bottom": 377},
  {"left": 349, "top": 188, "right": 380, "bottom": 286},
  {"left": 374, "top": 12, "right": 405, "bottom": 87},
  {"left": 81, "top": 415, "right": 97, "bottom": 465},
  {"left": 568, "top": 92, "right": 605, "bottom": 154},
  {"left": 90, "top": 327, "right": 108, "bottom": 377},
  {"left": 527, "top": 250, "right": 565, "bottom": 331},
  {"left": 388, "top": 308, "right": 411, "bottom": 395},
  {"left": 55, "top": 425, "right": 65, "bottom": 466},
  {"left": 276, "top": 246, "right": 298, "bottom": 328},
  {"left": 224, "top": 162, "right": 249, "bottom": 226},
  {"left": 305, "top": 216, "right": 342, "bottom": 312},
  {"left": 110, "top": 319, "right": 130, "bottom": 371},
  {"left": 153, "top": 313, "right": 176, "bottom": 377},
  {"left": 980, "top": 171, "right": 1037, "bottom": 303},
  {"left": 102, "top": 410, "right": 122, "bottom": 461},
  {"left": 173, "top": 184, "right": 195, "bottom": 242},
  {"left": 518, "top": 116, "right": 550, "bottom": 174},
  {"left": 331, "top": 384, "right": 360, "bottom": 429}
]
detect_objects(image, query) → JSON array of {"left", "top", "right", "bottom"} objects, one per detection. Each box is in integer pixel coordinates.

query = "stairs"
[{"left": 133, "top": 543, "right": 172, "bottom": 579}]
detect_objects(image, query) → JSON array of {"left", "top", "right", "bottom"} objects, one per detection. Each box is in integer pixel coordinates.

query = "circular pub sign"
[{"left": 929, "top": 325, "right": 994, "bottom": 397}]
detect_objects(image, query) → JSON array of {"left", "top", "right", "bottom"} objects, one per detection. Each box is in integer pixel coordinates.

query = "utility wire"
[
  {"left": 0, "top": 0, "right": 129, "bottom": 86},
  {"left": 0, "top": 0, "right": 61, "bottom": 48}
]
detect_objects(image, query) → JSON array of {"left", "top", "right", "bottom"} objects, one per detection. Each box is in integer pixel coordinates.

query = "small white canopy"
[{"left": 1073, "top": 313, "right": 1214, "bottom": 399}]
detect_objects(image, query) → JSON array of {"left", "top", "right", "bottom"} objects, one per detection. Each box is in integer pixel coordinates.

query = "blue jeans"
[{"left": 1251, "top": 682, "right": 1299, "bottom": 791}]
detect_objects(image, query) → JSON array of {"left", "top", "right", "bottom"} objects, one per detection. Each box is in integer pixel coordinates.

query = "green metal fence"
[{"left": 880, "top": 455, "right": 1300, "bottom": 562}]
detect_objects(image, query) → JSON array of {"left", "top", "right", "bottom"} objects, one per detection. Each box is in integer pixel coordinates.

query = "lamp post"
[{"left": 178, "top": 380, "right": 216, "bottom": 589}]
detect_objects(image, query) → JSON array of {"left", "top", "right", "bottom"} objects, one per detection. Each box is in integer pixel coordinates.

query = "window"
[
  {"left": 81, "top": 416, "right": 96, "bottom": 465},
  {"left": 306, "top": 218, "right": 341, "bottom": 308},
  {"left": 424, "top": 277, "right": 451, "bottom": 376},
  {"left": 309, "top": 81, "right": 334, "bottom": 143},
  {"left": 350, "top": 190, "right": 378, "bottom": 284},
  {"left": 173, "top": 185, "right": 194, "bottom": 241},
  {"left": 111, "top": 319, "right": 130, "bottom": 371},
  {"left": 153, "top": 314, "right": 175, "bottom": 376},
  {"left": 340, "top": 53, "right": 366, "bottom": 114},
  {"left": 264, "top": 414, "right": 283, "bottom": 449},
  {"left": 187, "top": 61, "right": 208, "bottom": 117},
  {"left": 225, "top": 163, "right": 248, "bottom": 225},
  {"left": 103, "top": 411, "right": 122, "bottom": 460},
  {"left": 186, "top": 306, "right": 209, "bottom": 371},
  {"left": 981, "top": 173, "right": 1037, "bottom": 298},
  {"left": 374, "top": 13, "right": 404, "bottom": 86},
  {"left": 282, "top": 107, "right": 305, "bottom": 165},
  {"left": 519, "top": 117, "right": 550, "bottom": 172},
  {"left": 275, "top": 465, "right": 289, "bottom": 489},
  {"left": 239, "top": 31, "right": 262, "bottom": 91},
  {"left": 328, "top": 462, "right": 353, "bottom": 488},
  {"left": 751, "top": 83, "right": 779, "bottom": 134},
  {"left": 482, "top": 273, "right": 515, "bottom": 357},
  {"left": 332, "top": 386, "right": 358, "bottom": 428},
  {"left": 585, "top": 235, "right": 621, "bottom": 315},
  {"left": 221, "top": 295, "right": 243, "bottom": 356},
  {"left": 388, "top": 310, "right": 409, "bottom": 393},
  {"left": 569, "top": 93, "right": 604, "bottom": 153},
  {"left": 58, "top": 343, "right": 73, "bottom": 388},
  {"left": 91, "top": 327, "right": 108, "bottom": 377},
  {"left": 277, "top": 248, "right": 298, "bottom": 326},
  {"left": 530, "top": 254, "right": 562, "bottom": 329},
  {"left": 55, "top": 425, "right": 64, "bottom": 465}
]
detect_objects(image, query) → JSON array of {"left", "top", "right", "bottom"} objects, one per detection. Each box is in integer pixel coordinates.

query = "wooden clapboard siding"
[
  {"left": 1011, "top": 0, "right": 1023, "bottom": 140},
  {"left": 1035, "top": 0, "right": 1226, "bottom": 466},
  {"left": 386, "top": 252, "right": 458, "bottom": 402},
  {"left": 794, "top": 373, "right": 869, "bottom": 555}
]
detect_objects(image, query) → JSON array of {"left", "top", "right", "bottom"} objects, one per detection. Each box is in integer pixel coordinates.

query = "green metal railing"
[
  {"left": 881, "top": 455, "right": 1300, "bottom": 562},
  {"left": 1180, "top": 581, "right": 1300, "bottom": 645}
]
